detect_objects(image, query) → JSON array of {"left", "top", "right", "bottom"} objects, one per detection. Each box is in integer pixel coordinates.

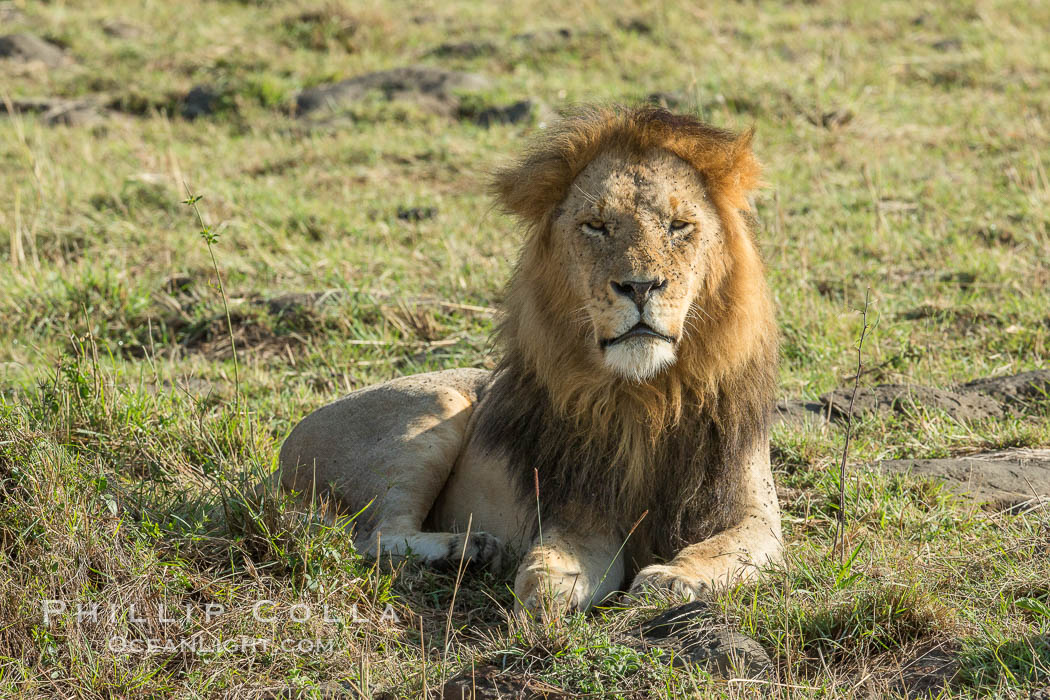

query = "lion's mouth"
[{"left": 600, "top": 323, "right": 676, "bottom": 348}]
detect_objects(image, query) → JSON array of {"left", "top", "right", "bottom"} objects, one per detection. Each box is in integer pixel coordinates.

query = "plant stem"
[
  {"left": 183, "top": 185, "right": 241, "bottom": 409},
  {"left": 834, "top": 288, "right": 872, "bottom": 565}
]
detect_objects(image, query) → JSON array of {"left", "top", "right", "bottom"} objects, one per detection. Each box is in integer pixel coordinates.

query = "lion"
[{"left": 278, "top": 106, "right": 782, "bottom": 615}]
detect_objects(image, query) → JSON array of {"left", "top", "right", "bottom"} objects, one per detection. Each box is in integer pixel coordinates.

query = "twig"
[{"left": 834, "top": 288, "right": 872, "bottom": 564}]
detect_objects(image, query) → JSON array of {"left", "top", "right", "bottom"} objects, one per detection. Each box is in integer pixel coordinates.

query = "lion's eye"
[
  {"left": 669, "top": 220, "right": 691, "bottom": 232},
  {"left": 582, "top": 220, "right": 608, "bottom": 235}
]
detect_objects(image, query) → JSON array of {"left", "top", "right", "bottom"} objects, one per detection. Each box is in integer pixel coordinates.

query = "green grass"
[{"left": 1, "top": 0, "right": 1049, "bottom": 697}]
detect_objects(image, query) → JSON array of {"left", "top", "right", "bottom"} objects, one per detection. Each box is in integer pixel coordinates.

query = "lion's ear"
[
  {"left": 491, "top": 153, "right": 572, "bottom": 227},
  {"left": 715, "top": 128, "right": 761, "bottom": 212}
]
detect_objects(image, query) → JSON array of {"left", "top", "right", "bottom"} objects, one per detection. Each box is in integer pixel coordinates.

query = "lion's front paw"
[
  {"left": 630, "top": 565, "right": 710, "bottom": 602},
  {"left": 514, "top": 564, "right": 589, "bottom": 618}
]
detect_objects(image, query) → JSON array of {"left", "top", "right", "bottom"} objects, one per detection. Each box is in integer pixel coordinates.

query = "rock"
[
  {"left": 295, "top": 66, "right": 491, "bottom": 118},
  {"left": 676, "top": 627, "right": 772, "bottom": 678},
  {"left": 427, "top": 40, "right": 498, "bottom": 59},
  {"left": 471, "top": 99, "right": 537, "bottom": 127},
  {"left": 639, "top": 602, "right": 771, "bottom": 679},
  {"left": 820, "top": 384, "right": 1003, "bottom": 422},
  {"left": 0, "top": 33, "right": 67, "bottom": 67},
  {"left": 640, "top": 600, "right": 713, "bottom": 638},
  {"left": 396, "top": 206, "right": 437, "bottom": 222},
  {"left": 437, "top": 664, "right": 566, "bottom": 699},
  {"left": 181, "top": 85, "right": 222, "bottom": 119},
  {"left": 876, "top": 449, "right": 1050, "bottom": 508},
  {"left": 956, "top": 370, "right": 1050, "bottom": 413}
]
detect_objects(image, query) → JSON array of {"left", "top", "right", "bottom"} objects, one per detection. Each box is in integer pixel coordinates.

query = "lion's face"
[{"left": 550, "top": 148, "right": 723, "bottom": 382}]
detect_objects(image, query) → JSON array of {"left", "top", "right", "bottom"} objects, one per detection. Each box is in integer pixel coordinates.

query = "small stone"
[
  {"left": 181, "top": 85, "right": 222, "bottom": 119},
  {"left": 472, "top": 99, "right": 536, "bottom": 127},
  {"left": 396, "top": 206, "right": 438, "bottom": 222}
]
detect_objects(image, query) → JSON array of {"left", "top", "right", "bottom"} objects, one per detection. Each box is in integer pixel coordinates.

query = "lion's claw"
[{"left": 630, "top": 564, "right": 710, "bottom": 601}]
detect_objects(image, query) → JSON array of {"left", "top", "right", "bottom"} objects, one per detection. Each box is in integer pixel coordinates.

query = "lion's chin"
[{"left": 602, "top": 337, "right": 676, "bottom": 382}]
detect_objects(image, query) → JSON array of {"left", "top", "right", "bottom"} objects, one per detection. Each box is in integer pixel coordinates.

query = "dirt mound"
[
  {"left": 295, "top": 66, "right": 491, "bottom": 118},
  {"left": 776, "top": 371, "right": 1050, "bottom": 505},
  {"left": 821, "top": 384, "right": 1004, "bottom": 422},
  {"left": 776, "top": 370, "right": 1050, "bottom": 427},
  {"left": 877, "top": 449, "right": 1050, "bottom": 510}
]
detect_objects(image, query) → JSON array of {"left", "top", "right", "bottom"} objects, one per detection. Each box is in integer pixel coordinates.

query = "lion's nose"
[{"left": 611, "top": 278, "right": 667, "bottom": 309}]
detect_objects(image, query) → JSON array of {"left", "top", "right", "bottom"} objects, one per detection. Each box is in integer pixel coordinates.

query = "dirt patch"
[
  {"left": 876, "top": 449, "right": 1050, "bottom": 510},
  {"left": 295, "top": 66, "right": 491, "bottom": 118},
  {"left": 468, "top": 99, "right": 542, "bottom": 127}
]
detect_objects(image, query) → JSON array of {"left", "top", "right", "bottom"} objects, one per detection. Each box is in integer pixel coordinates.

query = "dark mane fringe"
[{"left": 474, "top": 346, "right": 776, "bottom": 565}]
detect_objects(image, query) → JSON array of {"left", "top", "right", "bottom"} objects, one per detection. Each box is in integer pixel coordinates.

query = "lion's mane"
[{"left": 474, "top": 107, "right": 778, "bottom": 562}]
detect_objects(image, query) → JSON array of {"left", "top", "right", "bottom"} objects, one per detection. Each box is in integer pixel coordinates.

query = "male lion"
[{"left": 279, "top": 107, "right": 781, "bottom": 614}]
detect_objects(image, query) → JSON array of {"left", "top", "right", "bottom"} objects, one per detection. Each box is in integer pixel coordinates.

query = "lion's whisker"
[{"left": 573, "top": 183, "right": 600, "bottom": 206}]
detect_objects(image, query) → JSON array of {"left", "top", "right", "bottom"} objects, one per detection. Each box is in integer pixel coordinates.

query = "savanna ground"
[{"left": 2, "top": 0, "right": 1049, "bottom": 697}]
